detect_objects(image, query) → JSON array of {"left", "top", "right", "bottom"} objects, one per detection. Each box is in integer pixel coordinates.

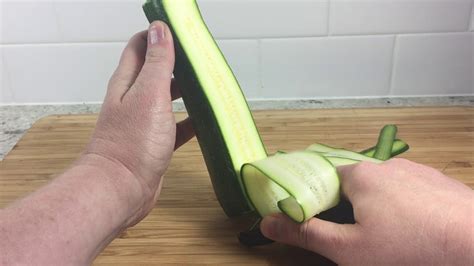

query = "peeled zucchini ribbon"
[
  {"left": 241, "top": 147, "right": 384, "bottom": 223},
  {"left": 242, "top": 151, "right": 341, "bottom": 223},
  {"left": 241, "top": 125, "right": 407, "bottom": 223}
]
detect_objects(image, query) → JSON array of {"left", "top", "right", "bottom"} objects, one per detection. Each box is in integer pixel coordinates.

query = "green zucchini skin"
[
  {"left": 373, "top": 125, "right": 398, "bottom": 160},
  {"left": 143, "top": 0, "right": 265, "bottom": 217},
  {"left": 361, "top": 139, "right": 409, "bottom": 158}
]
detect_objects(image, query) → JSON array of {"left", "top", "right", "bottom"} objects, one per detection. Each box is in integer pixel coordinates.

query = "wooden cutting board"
[{"left": 1, "top": 107, "right": 473, "bottom": 265}]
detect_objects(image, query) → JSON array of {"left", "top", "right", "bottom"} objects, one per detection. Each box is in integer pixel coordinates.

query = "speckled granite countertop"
[{"left": 1, "top": 96, "right": 473, "bottom": 160}]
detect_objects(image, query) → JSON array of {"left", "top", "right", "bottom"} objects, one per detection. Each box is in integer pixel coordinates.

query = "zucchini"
[
  {"left": 305, "top": 143, "right": 335, "bottom": 153},
  {"left": 142, "top": 1, "right": 410, "bottom": 233},
  {"left": 241, "top": 151, "right": 340, "bottom": 223},
  {"left": 373, "top": 125, "right": 398, "bottom": 160},
  {"left": 324, "top": 156, "right": 361, "bottom": 167},
  {"left": 361, "top": 139, "right": 409, "bottom": 158},
  {"left": 306, "top": 143, "right": 382, "bottom": 164},
  {"left": 143, "top": 0, "right": 267, "bottom": 216}
]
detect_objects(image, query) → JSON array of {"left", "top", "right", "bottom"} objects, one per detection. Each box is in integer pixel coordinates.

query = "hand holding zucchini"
[
  {"left": 241, "top": 125, "right": 405, "bottom": 224},
  {"left": 142, "top": 0, "right": 410, "bottom": 246}
]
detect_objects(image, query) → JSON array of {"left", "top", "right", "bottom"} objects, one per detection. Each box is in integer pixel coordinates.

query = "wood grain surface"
[{"left": 1, "top": 107, "right": 473, "bottom": 265}]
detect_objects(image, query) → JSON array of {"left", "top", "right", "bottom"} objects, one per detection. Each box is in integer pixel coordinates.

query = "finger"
[
  {"left": 337, "top": 164, "right": 357, "bottom": 201},
  {"left": 130, "top": 21, "right": 175, "bottom": 102},
  {"left": 106, "top": 30, "right": 148, "bottom": 101},
  {"left": 260, "top": 213, "right": 357, "bottom": 262},
  {"left": 171, "top": 78, "right": 182, "bottom": 101},
  {"left": 175, "top": 117, "right": 195, "bottom": 150},
  {"left": 337, "top": 162, "right": 379, "bottom": 203}
]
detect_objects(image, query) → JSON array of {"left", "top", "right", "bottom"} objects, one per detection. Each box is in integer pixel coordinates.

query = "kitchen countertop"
[
  {"left": 1, "top": 106, "right": 472, "bottom": 264},
  {"left": 1, "top": 96, "right": 473, "bottom": 160}
]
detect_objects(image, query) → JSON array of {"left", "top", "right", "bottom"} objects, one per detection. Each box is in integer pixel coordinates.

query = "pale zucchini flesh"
[
  {"left": 306, "top": 144, "right": 382, "bottom": 164},
  {"left": 324, "top": 150, "right": 381, "bottom": 164},
  {"left": 161, "top": 0, "right": 267, "bottom": 188},
  {"left": 278, "top": 197, "right": 305, "bottom": 223},
  {"left": 306, "top": 143, "right": 336, "bottom": 153},
  {"left": 143, "top": 0, "right": 267, "bottom": 216},
  {"left": 241, "top": 152, "right": 340, "bottom": 223},
  {"left": 325, "top": 156, "right": 361, "bottom": 167}
]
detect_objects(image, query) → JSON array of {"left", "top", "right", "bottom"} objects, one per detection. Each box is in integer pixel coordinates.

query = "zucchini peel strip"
[{"left": 241, "top": 152, "right": 340, "bottom": 223}]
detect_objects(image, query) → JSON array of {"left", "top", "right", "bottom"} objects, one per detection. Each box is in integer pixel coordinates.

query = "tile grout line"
[
  {"left": 2, "top": 31, "right": 472, "bottom": 46},
  {"left": 389, "top": 35, "right": 400, "bottom": 95},
  {"left": 51, "top": 1, "right": 65, "bottom": 43},
  {"left": 0, "top": 30, "right": 470, "bottom": 47},
  {"left": 257, "top": 39, "right": 264, "bottom": 97},
  {"left": 470, "top": 1, "right": 474, "bottom": 31},
  {"left": 327, "top": 0, "right": 332, "bottom": 36}
]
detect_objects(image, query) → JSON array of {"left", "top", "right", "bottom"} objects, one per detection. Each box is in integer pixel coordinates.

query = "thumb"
[
  {"left": 260, "top": 213, "right": 356, "bottom": 262},
  {"left": 132, "top": 21, "right": 175, "bottom": 100}
]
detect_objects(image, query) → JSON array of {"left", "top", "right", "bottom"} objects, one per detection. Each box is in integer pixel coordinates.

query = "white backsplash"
[{"left": 1, "top": 0, "right": 473, "bottom": 104}]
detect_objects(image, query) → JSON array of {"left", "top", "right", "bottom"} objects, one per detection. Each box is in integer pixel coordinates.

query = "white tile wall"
[
  {"left": 198, "top": 0, "right": 328, "bottom": 39},
  {"left": 216, "top": 40, "right": 260, "bottom": 99},
  {"left": 3, "top": 43, "right": 125, "bottom": 103},
  {"left": 0, "top": 1, "right": 61, "bottom": 44},
  {"left": 261, "top": 36, "right": 394, "bottom": 98},
  {"left": 330, "top": 0, "right": 472, "bottom": 35},
  {"left": 392, "top": 32, "right": 473, "bottom": 96},
  {"left": 54, "top": 0, "right": 148, "bottom": 42},
  {"left": 471, "top": 6, "right": 474, "bottom": 31},
  {"left": 1, "top": 0, "right": 328, "bottom": 44},
  {"left": 0, "top": 0, "right": 473, "bottom": 104}
]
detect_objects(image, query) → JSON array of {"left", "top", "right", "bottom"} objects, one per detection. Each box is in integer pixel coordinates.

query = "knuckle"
[
  {"left": 303, "top": 219, "right": 352, "bottom": 261},
  {"left": 347, "top": 162, "right": 379, "bottom": 190},
  {"left": 109, "top": 70, "right": 137, "bottom": 89},
  {"left": 130, "top": 78, "right": 147, "bottom": 92},
  {"left": 381, "top": 158, "right": 413, "bottom": 175},
  {"left": 351, "top": 162, "right": 373, "bottom": 180},
  {"left": 355, "top": 161, "right": 374, "bottom": 170},
  {"left": 107, "top": 71, "right": 122, "bottom": 88},
  {"left": 132, "top": 30, "right": 147, "bottom": 40},
  {"left": 327, "top": 231, "right": 347, "bottom": 252},
  {"left": 146, "top": 48, "right": 171, "bottom": 64},
  {"left": 298, "top": 222, "right": 311, "bottom": 250},
  {"left": 322, "top": 229, "right": 355, "bottom": 263}
]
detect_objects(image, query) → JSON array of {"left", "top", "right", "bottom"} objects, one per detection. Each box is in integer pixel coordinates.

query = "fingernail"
[
  {"left": 149, "top": 24, "right": 165, "bottom": 45},
  {"left": 261, "top": 215, "right": 280, "bottom": 239}
]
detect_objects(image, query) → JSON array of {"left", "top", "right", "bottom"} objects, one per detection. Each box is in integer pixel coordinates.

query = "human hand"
[
  {"left": 81, "top": 21, "right": 194, "bottom": 226},
  {"left": 0, "top": 22, "right": 197, "bottom": 265},
  {"left": 260, "top": 159, "right": 474, "bottom": 265}
]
